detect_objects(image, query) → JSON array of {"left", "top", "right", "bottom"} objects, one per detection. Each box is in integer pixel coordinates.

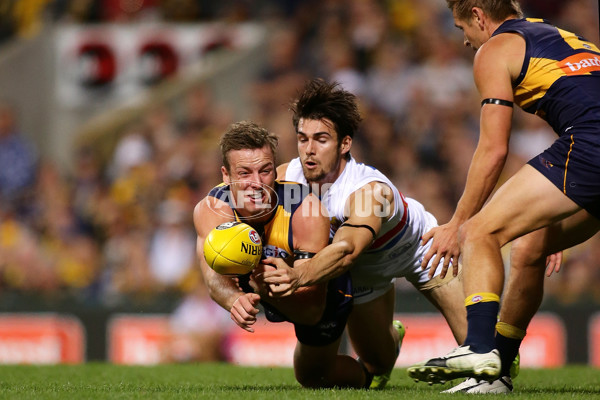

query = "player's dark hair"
[
  {"left": 291, "top": 79, "right": 362, "bottom": 159},
  {"left": 447, "top": 0, "right": 523, "bottom": 22},
  {"left": 220, "top": 121, "right": 278, "bottom": 171}
]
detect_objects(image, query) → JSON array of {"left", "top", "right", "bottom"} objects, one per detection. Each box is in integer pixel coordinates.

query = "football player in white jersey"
[{"left": 262, "top": 79, "right": 471, "bottom": 389}]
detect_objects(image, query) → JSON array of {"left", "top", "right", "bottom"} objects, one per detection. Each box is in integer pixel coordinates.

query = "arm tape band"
[
  {"left": 294, "top": 250, "right": 316, "bottom": 260},
  {"left": 481, "top": 98, "right": 513, "bottom": 107},
  {"left": 339, "top": 222, "right": 377, "bottom": 241}
]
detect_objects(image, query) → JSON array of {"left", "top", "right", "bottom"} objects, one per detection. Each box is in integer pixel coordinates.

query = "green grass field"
[{"left": 0, "top": 364, "right": 599, "bottom": 399}]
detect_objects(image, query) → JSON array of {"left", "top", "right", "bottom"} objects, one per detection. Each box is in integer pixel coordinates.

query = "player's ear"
[
  {"left": 221, "top": 166, "right": 231, "bottom": 183},
  {"left": 340, "top": 135, "right": 352, "bottom": 156},
  {"left": 472, "top": 7, "right": 484, "bottom": 28}
]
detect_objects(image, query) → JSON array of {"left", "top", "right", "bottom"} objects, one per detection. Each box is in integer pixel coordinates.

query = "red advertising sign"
[
  {"left": 0, "top": 314, "right": 85, "bottom": 364},
  {"left": 107, "top": 312, "right": 566, "bottom": 367},
  {"left": 518, "top": 313, "right": 566, "bottom": 367},
  {"left": 108, "top": 314, "right": 297, "bottom": 366},
  {"left": 391, "top": 314, "right": 457, "bottom": 366},
  {"left": 393, "top": 312, "right": 566, "bottom": 367},
  {"left": 108, "top": 314, "right": 170, "bottom": 365},
  {"left": 588, "top": 313, "right": 600, "bottom": 367},
  {"left": 226, "top": 319, "right": 297, "bottom": 366}
]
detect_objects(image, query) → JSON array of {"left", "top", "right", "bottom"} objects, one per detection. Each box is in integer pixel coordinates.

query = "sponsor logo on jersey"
[
  {"left": 263, "top": 245, "right": 289, "bottom": 259},
  {"left": 558, "top": 52, "right": 600, "bottom": 75}
]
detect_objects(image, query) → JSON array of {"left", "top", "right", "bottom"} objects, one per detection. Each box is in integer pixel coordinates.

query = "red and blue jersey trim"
[{"left": 366, "top": 195, "right": 409, "bottom": 253}]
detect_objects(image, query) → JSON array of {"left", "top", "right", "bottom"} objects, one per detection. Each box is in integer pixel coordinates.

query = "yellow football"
[{"left": 203, "top": 221, "right": 262, "bottom": 276}]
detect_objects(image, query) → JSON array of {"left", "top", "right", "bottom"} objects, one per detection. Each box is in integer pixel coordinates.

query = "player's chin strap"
[
  {"left": 339, "top": 222, "right": 377, "bottom": 242},
  {"left": 293, "top": 250, "right": 316, "bottom": 260},
  {"left": 481, "top": 98, "right": 513, "bottom": 107}
]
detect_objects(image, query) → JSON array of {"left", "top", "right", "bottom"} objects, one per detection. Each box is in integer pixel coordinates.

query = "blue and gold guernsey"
[
  {"left": 207, "top": 180, "right": 309, "bottom": 263},
  {"left": 494, "top": 18, "right": 600, "bottom": 133},
  {"left": 493, "top": 18, "right": 600, "bottom": 217},
  {"left": 207, "top": 180, "right": 353, "bottom": 346}
]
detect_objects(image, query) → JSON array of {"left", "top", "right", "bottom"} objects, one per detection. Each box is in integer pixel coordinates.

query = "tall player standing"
[{"left": 408, "top": 0, "right": 600, "bottom": 390}]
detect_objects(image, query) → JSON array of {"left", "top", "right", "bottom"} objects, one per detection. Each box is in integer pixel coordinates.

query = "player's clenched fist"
[{"left": 229, "top": 293, "right": 261, "bottom": 332}]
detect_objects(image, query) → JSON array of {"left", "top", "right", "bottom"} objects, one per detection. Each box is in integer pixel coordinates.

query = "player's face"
[
  {"left": 222, "top": 145, "right": 277, "bottom": 219},
  {"left": 453, "top": 10, "right": 488, "bottom": 51},
  {"left": 297, "top": 118, "right": 349, "bottom": 184}
]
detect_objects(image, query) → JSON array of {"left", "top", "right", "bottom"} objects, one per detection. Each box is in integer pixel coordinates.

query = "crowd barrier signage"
[
  {"left": 0, "top": 314, "right": 85, "bottom": 364},
  {"left": 106, "top": 312, "right": 565, "bottom": 367}
]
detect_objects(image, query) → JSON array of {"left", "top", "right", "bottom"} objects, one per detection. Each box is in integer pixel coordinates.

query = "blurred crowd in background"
[{"left": 0, "top": 0, "right": 599, "bottom": 321}]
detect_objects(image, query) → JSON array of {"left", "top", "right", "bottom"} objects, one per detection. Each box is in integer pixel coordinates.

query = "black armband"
[
  {"left": 339, "top": 222, "right": 377, "bottom": 241},
  {"left": 481, "top": 98, "right": 513, "bottom": 108},
  {"left": 294, "top": 250, "right": 316, "bottom": 260}
]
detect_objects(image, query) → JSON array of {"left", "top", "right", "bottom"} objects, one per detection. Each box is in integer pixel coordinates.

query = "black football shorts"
[{"left": 528, "top": 130, "right": 600, "bottom": 219}]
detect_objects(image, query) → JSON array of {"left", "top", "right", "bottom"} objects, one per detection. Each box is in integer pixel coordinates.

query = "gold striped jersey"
[
  {"left": 493, "top": 18, "right": 600, "bottom": 135},
  {"left": 208, "top": 181, "right": 354, "bottom": 340},
  {"left": 207, "top": 181, "right": 310, "bottom": 264}
]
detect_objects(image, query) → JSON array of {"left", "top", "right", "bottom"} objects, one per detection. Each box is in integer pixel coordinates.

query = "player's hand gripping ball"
[{"left": 204, "top": 221, "right": 262, "bottom": 276}]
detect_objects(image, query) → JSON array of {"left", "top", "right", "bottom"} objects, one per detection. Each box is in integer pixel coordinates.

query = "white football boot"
[
  {"left": 441, "top": 376, "right": 513, "bottom": 394},
  {"left": 442, "top": 352, "right": 519, "bottom": 394},
  {"left": 408, "top": 346, "right": 501, "bottom": 385}
]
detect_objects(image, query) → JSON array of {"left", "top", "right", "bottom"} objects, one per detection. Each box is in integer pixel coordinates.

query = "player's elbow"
[
  {"left": 480, "top": 141, "right": 509, "bottom": 165},
  {"left": 492, "top": 147, "right": 509, "bottom": 165},
  {"left": 336, "top": 239, "right": 359, "bottom": 265},
  {"left": 203, "top": 277, "right": 225, "bottom": 305},
  {"left": 206, "top": 286, "right": 220, "bottom": 304}
]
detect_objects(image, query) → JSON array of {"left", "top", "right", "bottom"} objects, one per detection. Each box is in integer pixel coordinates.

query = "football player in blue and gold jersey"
[
  {"left": 410, "top": 0, "right": 600, "bottom": 391},
  {"left": 194, "top": 121, "right": 363, "bottom": 388}
]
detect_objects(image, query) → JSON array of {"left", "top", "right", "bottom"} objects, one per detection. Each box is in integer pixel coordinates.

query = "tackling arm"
[
  {"left": 263, "top": 182, "right": 390, "bottom": 295},
  {"left": 420, "top": 35, "right": 518, "bottom": 278}
]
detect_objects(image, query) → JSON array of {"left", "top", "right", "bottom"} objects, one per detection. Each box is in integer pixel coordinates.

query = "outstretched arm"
[
  {"left": 420, "top": 34, "right": 520, "bottom": 278},
  {"left": 193, "top": 198, "right": 261, "bottom": 332},
  {"left": 263, "top": 181, "right": 389, "bottom": 295}
]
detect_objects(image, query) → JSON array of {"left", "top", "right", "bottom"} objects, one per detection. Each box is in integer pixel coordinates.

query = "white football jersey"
[{"left": 285, "top": 156, "right": 442, "bottom": 303}]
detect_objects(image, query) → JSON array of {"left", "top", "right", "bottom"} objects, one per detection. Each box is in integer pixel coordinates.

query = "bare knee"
[
  {"left": 510, "top": 235, "right": 547, "bottom": 270},
  {"left": 295, "top": 372, "right": 327, "bottom": 388},
  {"left": 458, "top": 218, "right": 494, "bottom": 249},
  {"left": 294, "top": 357, "right": 331, "bottom": 388}
]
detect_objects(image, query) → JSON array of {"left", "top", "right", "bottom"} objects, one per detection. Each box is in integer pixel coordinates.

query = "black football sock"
[{"left": 495, "top": 322, "right": 525, "bottom": 377}]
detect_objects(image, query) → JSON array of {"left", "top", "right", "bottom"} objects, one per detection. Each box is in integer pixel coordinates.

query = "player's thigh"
[
  {"left": 467, "top": 164, "right": 583, "bottom": 247},
  {"left": 347, "top": 287, "right": 395, "bottom": 359},
  {"left": 545, "top": 209, "right": 600, "bottom": 252},
  {"left": 512, "top": 209, "right": 600, "bottom": 265}
]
